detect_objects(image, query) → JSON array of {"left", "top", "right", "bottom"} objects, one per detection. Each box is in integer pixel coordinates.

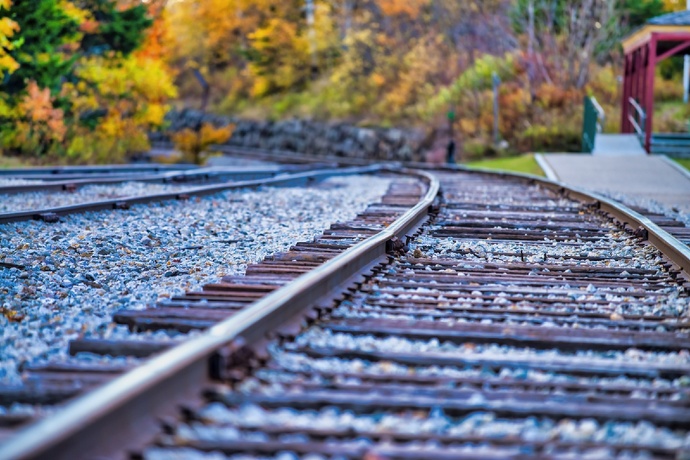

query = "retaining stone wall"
[{"left": 157, "top": 109, "right": 427, "bottom": 162}]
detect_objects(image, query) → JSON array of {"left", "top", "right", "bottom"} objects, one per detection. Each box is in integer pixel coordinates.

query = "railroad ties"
[
  {"left": 627, "top": 205, "right": 690, "bottom": 248},
  {"left": 145, "top": 171, "right": 690, "bottom": 459},
  {"left": 0, "top": 176, "right": 424, "bottom": 436}
]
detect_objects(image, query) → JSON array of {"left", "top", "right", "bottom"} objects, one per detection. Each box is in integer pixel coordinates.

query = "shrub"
[
  {"left": 516, "top": 124, "right": 582, "bottom": 152},
  {"left": 171, "top": 122, "right": 234, "bottom": 164},
  {"left": 655, "top": 76, "right": 684, "bottom": 103}
]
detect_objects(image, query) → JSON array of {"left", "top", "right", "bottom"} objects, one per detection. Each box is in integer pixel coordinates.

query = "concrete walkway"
[
  {"left": 592, "top": 134, "right": 646, "bottom": 156},
  {"left": 536, "top": 154, "right": 690, "bottom": 213}
]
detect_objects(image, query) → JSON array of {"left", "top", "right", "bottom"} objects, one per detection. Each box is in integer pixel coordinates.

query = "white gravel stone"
[
  {"left": 0, "top": 178, "right": 44, "bottom": 186},
  {"left": 142, "top": 448, "right": 268, "bottom": 460},
  {"left": 602, "top": 190, "right": 690, "bottom": 229},
  {"left": 0, "top": 182, "right": 193, "bottom": 213},
  {"left": 288, "top": 329, "right": 690, "bottom": 367},
  {"left": 0, "top": 175, "right": 391, "bottom": 384},
  {"left": 258, "top": 351, "right": 687, "bottom": 393},
  {"left": 186, "top": 402, "right": 690, "bottom": 450}
]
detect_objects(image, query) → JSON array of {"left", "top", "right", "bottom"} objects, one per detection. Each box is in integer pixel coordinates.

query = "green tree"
[
  {"left": 0, "top": 0, "right": 175, "bottom": 162},
  {"left": 619, "top": 0, "right": 665, "bottom": 28},
  {"left": 77, "top": 0, "right": 151, "bottom": 55},
  {"left": 1, "top": 0, "right": 79, "bottom": 94}
]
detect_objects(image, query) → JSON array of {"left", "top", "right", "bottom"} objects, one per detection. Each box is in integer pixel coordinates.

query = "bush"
[
  {"left": 171, "top": 122, "right": 234, "bottom": 164},
  {"left": 516, "top": 124, "right": 582, "bottom": 152},
  {"left": 653, "top": 103, "right": 690, "bottom": 133},
  {"left": 462, "top": 138, "right": 503, "bottom": 161},
  {"left": 655, "top": 76, "right": 684, "bottom": 103}
]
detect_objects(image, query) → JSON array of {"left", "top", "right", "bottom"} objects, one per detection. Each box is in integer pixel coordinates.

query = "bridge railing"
[
  {"left": 582, "top": 96, "right": 605, "bottom": 153},
  {"left": 628, "top": 97, "right": 646, "bottom": 141}
]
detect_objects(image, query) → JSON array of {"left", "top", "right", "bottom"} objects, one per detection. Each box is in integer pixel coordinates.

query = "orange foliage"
[
  {"left": 376, "top": 0, "right": 427, "bottom": 17},
  {"left": 19, "top": 81, "right": 66, "bottom": 141},
  {"left": 534, "top": 84, "right": 581, "bottom": 109},
  {"left": 136, "top": 11, "right": 167, "bottom": 60}
]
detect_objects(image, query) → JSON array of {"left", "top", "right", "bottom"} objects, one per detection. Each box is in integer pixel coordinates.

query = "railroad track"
[
  {"left": 0, "top": 165, "right": 310, "bottom": 195},
  {"left": 209, "top": 144, "right": 690, "bottom": 250},
  {"left": 0, "top": 164, "right": 200, "bottom": 182},
  {"left": 626, "top": 205, "right": 690, "bottom": 248},
  {"left": 0, "top": 165, "right": 361, "bottom": 224},
  {"left": 1, "top": 167, "right": 690, "bottom": 459}
]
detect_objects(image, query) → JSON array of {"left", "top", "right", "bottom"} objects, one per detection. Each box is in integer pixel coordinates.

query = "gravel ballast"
[
  {"left": 0, "top": 182, "right": 195, "bottom": 213},
  {"left": 0, "top": 175, "right": 391, "bottom": 384}
]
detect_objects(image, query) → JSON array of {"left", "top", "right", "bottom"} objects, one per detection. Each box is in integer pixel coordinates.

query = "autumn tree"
[
  {"left": 77, "top": 0, "right": 152, "bottom": 55},
  {"left": 1, "top": 0, "right": 80, "bottom": 95},
  {"left": 0, "top": 0, "right": 176, "bottom": 162},
  {"left": 0, "top": 0, "right": 19, "bottom": 78},
  {"left": 512, "top": 0, "right": 617, "bottom": 90}
]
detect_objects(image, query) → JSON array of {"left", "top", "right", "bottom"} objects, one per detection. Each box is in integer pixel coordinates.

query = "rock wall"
[{"left": 156, "top": 109, "right": 428, "bottom": 162}]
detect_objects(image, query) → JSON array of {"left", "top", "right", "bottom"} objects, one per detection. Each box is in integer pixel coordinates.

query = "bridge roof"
[
  {"left": 647, "top": 10, "right": 690, "bottom": 26},
  {"left": 622, "top": 12, "right": 690, "bottom": 54}
]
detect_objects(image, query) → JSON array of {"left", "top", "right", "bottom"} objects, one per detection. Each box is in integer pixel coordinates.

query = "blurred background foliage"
[
  {"left": 0, "top": 0, "right": 175, "bottom": 163},
  {"left": 1, "top": 0, "right": 689, "bottom": 163}
]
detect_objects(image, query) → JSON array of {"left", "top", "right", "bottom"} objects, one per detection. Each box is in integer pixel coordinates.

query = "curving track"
[{"left": 1, "top": 166, "right": 690, "bottom": 459}]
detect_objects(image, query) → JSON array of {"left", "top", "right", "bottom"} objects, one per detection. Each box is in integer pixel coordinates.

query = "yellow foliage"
[
  {"left": 165, "top": 0, "right": 261, "bottom": 68},
  {"left": 374, "top": 35, "right": 448, "bottom": 120},
  {"left": 171, "top": 123, "right": 234, "bottom": 164},
  {"left": 0, "top": 0, "right": 20, "bottom": 77},
  {"left": 0, "top": 97, "right": 14, "bottom": 117},
  {"left": 59, "top": 1, "right": 91, "bottom": 24},
  {"left": 137, "top": 102, "right": 166, "bottom": 126},
  {"left": 248, "top": 17, "right": 310, "bottom": 96},
  {"left": 371, "top": 73, "right": 386, "bottom": 87},
  {"left": 62, "top": 54, "right": 176, "bottom": 162}
]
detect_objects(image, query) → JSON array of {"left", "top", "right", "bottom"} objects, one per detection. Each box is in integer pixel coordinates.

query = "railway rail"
[
  {"left": 0, "top": 165, "right": 365, "bottom": 224},
  {"left": 0, "top": 165, "right": 314, "bottom": 195},
  {"left": 0, "top": 164, "right": 198, "bottom": 177},
  {"left": 1, "top": 166, "right": 690, "bottom": 459}
]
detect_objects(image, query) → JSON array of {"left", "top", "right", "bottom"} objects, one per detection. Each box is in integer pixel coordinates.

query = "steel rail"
[
  {"left": 4, "top": 173, "right": 156, "bottom": 182},
  {"left": 0, "top": 164, "right": 198, "bottom": 176},
  {"left": 0, "top": 168, "right": 438, "bottom": 460},
  {"left": 0, "top": 165, "right": 382, "bottom": 224},
  {"left": 0, "top": 165, "right": 302, "bottom": 195}
]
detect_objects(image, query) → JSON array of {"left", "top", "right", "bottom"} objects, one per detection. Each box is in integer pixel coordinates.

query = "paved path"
[
  {"left": 592, "top": 134, "right": 646, "bottom": 156},
  {"left": 536, "top": 154, "right": 690, "bottom": 213}
]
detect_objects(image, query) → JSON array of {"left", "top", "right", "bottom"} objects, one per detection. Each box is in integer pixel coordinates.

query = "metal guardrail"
[
  {"left": 590, "top": 97, "right": 606, "bottom": 133},
  {"left": 628, "top": 97, "right": 646, "bottom": 140}
]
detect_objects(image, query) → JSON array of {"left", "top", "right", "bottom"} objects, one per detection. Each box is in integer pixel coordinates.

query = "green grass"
[
  {"left": 464, "top": 154, "right": 545, "bottom": 177},
  {"left": 672, "top": 157, "right": 690, "bottom": 173},
  {"left": 0, "top": 155, "right": 31, "bottom": 168}
]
